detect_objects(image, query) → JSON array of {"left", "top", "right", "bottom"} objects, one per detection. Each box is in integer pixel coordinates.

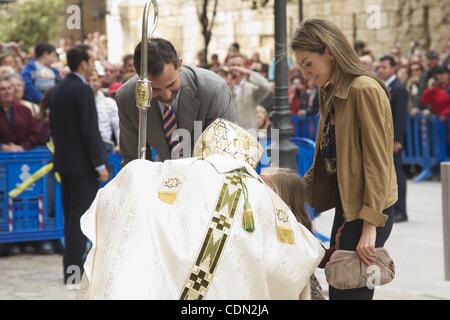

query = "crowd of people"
[
  {"left": 0, "top": 35, "right": 130, "bottom": 256},
  {"left": 196, "top": 42, "right": 319, "bottom": 130},
  {"left": 196, "top": 39, "right": 450, "bottom": 132},
  {"left": 354, "top": 40, "right": 450, "bottom": 119},
  {"left": 3, "top": 35, "right": 448, "bottom": 157},
  {"left": 0, "top": 35, "right": 134, "bottom": 153}
]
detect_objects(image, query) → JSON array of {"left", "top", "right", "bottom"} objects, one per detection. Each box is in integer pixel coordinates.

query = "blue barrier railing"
[
  {"left": 291, "top": 137, "right": 315, "bottom": 177},
  {"left": 292, "top": 114, "right": 319, "bottom": 141},
  {"left": 0, "top": 148, "right": 63, "bottom": 243},
  {"left": 402, "top": 114, "right": 445, "bottom": 182},
  {"left": 0, "top": 149, "right": 122, "bottom": 244},
  {"left": 255, "top": 137, "right": 315, "bottom": 177},
  {"left": 439, "top": 117, "right": 450, "bottom": 162}
]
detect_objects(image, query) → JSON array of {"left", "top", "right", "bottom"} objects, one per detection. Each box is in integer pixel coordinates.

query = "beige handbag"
[{"left": 325, "top": 248, "right": 395, "bottom": 290}]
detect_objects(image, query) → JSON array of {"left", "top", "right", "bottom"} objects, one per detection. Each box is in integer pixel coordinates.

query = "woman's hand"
[{"left": 357, "top": 221, "right": 377, "bottom": 266}]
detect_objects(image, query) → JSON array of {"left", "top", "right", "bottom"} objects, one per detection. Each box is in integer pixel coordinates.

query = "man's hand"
[
  {"left": 427, "top": 78, "right": 436, "bottom": 89},
  {"left": 394, "top": 142, "right": 402, "bottom": 153},
  {"left": 1, "top": 143, "right": 24, "bottom": 152},
  {"left": 12, "top": 144, "right": 24, "bottom": 152},
  {"left": 250, "top": 62, "right": 262, "bottom": 72},
  {"left": 410, "top": 107, "right": 420, "bottom": 117},
  {"left": 113, "top": 145, "right": 120, "bottom": 153},
  {"left": 1, "top": 144, "right": 15, "bottom": 152},
  {"left": 227, "top": 66, "right": 251, "bottom": 86},
  {"left": 97, "top": 168, "right": 109, "bottom": 182},
  {"left": 422, "top": 109, "right": 431, "bottom": 117},
  {"left": 297, "top": 109, "right": 307, "bottom": 117}
]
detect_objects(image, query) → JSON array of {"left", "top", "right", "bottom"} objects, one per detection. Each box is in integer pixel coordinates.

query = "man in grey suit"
[{"left": 116, "top": 38, "right": 235, "bottom": 165}]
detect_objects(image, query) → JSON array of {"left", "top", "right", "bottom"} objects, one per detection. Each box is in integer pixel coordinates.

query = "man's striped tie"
[{"left": 162, "top": 105, "right": 182, "bottom": 158}]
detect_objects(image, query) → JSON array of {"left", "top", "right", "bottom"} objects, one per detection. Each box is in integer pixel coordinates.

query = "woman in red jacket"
[{"left": 421, "top": 66, "right": 450, "bottom": 119}]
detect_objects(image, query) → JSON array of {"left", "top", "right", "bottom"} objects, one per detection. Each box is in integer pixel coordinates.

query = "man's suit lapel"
[{"left": 176, "top": 67, "right": 201, "bottom": 135}]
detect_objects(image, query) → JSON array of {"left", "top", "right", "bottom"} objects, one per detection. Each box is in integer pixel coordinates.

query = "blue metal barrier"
[
  {"left": 0, "top": 149, "right": 123, "bottom": 244},
  {"left": 255, "top": 137, "right": 315, "bottom": 177},
  {"left": 0, "top": 148, "right": 63, "bottom": 243},
  {"left": 99, "top": 153, "right": 122, "bottom": 188},
  {"left": 292, "top": 114, "right": 319, "bottom": 140},
  {"left": 255, "top": 137, "right": 271, "bottom": 174},
  {"left": 440, "top": 117, "right": 450, "bottom": 162},
  {"left": 402, "top": 114, "right": 444, "bottom": 182},
  {"left": 291, "top": 137, "right": 315, "bottom": 177}
]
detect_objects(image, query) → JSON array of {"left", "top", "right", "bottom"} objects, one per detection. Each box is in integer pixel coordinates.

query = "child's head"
[
  {"left": 434, "top": 66, "right": 449, "bottom": 85},
  {"left": 261, "top": 168, "right": 312, "bottom": 231},
  {"left": 34, "top": 43, "right": 57, "bottom": 66},
  {"left": 256, "top": 106, "right": 269, "bottom": 129}
]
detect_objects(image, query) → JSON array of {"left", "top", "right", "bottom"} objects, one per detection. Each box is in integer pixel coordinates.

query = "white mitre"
[{"left": 78, "top": 118, "right": 324, "bottom": 300}]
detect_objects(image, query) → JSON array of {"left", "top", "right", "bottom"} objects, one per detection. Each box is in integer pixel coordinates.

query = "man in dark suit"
[
  {"left": 116, "top": 38, "right": 235, "bottom": 165},
  {"left": 377, "top": 55, "right": 408, "bottom": 223},
  {"left": 49, "top": 45, "right": 109, "bottom": 285}
]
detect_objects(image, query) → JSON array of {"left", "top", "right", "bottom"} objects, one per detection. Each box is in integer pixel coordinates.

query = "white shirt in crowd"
[
  {"left": 384, "top": 74, "right": 397, "bottom": 88},
  {"left": 95, "top": 91, "right": 120, "bottom": 144}
]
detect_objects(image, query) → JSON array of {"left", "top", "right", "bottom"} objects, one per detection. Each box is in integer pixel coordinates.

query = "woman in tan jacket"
[{"left": 291, "top": 18, "right": 398, "bottom": 300}]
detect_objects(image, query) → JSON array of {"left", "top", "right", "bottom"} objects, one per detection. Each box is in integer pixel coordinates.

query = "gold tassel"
[
  {"left": 276, "top": 226, "right": 295, "bottom": 244},
  {"left": 238, "top": 169, "right": 255, "bottom": 233},
  {"left": 158, "top": 192, "right": 177, "bottom": 204},
  {"left": 242, "top": 201, "right": 255, "bottom": 232}
]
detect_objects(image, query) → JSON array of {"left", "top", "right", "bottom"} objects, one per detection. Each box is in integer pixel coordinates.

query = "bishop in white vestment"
[{"left": 78, "top": 119, "right": 324, "bottom": 299}]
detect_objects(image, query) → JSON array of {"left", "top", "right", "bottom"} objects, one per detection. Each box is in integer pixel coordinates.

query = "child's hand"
[{"left": 428, "top": 78, "right": 436, "bottom": 88}]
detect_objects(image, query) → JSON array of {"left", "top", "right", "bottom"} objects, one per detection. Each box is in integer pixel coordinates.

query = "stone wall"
[
  {"left": 62, "top": 0, "right": 107, "bottom": 41},
  {"left": 107, "top": 0, "right": 449, "bottom": 64},
  {"left": 115, "top": 0, "right": 300, "bottom": 65},
  {"left": 303, "top": 0, "right": 450, "bottom": 58}
]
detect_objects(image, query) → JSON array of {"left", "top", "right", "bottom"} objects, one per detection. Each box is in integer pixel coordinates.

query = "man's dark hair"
[
  {"left": 354, "top": 40, "right": 366, "bottom": 51},
  {"left": 133, "top": 38, "right": 179, "bottom": 77},
  {"left": 426, "top": 50, "right": 439, "bottom": 60},
  {"left": 35, "top": 43, "right": 56, "bottom": 59},
  {"left": 231, "top": 42, "right": 240, "bottom": 51},
  {"left": 435, "top": 65, "right": 449, "bottom": 74},
  {"left": 379, "top": 54, "right": 397, "bottom": 67},
  {"left": 66, "top": 45, "right": 91, "bottom": 72},
  {"left": 122, "top": 54, "right": 133, "bottom": 65}
]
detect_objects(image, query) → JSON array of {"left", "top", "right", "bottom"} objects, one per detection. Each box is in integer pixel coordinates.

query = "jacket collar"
[{"left": 330, "top": 76, "right": 355, "bottom": 100}]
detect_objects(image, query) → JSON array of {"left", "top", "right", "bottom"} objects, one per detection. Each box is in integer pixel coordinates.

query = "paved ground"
[
  {"left": 0, "top": 254, "right": 76, "bottom": 300},
  {"left": 1, "top": 180, "right": 449, "bottom": 300}
]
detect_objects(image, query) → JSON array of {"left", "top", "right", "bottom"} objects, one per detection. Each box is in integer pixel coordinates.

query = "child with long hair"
[{"left": 261, "top": 168, "right": 325, "bottom": 300}]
